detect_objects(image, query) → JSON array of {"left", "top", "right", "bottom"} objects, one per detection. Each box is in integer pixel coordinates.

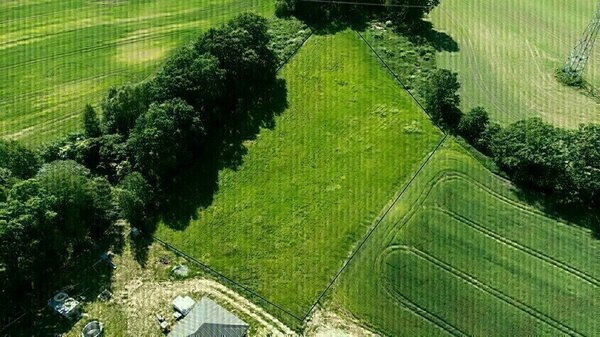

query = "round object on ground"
[{"left": 81, "top": 320, "right": 104, "bottom": 337}]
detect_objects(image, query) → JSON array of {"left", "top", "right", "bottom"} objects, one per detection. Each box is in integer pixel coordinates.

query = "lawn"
[
  {"left": 156, "top": 30, "right": 443, "bottom": 322},
  {"left": 430, "top": 0, "right": 600, "bottom": 127},
  {"left": 333, "top": 140, "right": 600, "bottom": 336},
  {"left": 0, "top": 0, "right": 274, "bottom": 145}
]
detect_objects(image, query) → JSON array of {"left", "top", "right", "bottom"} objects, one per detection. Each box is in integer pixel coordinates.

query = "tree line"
[
  {"left": 424, "top": 68, "right": 600, "bottom": 210},
  {"left": 0, "top": 13, "right": 281, "bottom": 316},
  {"left": 276, "top": 0, "right": 440, "bottom": 28}
]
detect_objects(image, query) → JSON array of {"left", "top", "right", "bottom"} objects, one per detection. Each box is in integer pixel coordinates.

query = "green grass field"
[
  {"left": 333, "top": 140, "right": 600, "bottom": 336},
  {"left": 0, "top": 0, "right": 274, "bottom": 145},
  {"left": 156, "top": 30, "right": 443, "bottom": 321},
  {"left": 431, "top": 0, "right": 600, "bottom": 127}
]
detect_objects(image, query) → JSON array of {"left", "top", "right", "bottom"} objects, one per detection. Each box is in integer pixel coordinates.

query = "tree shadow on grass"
[
  {"left": 154, "top": 79, "right": 289, "bottom": 233},
  {"left": 393, "top": 20, "right": 459, "bottom": 52},
  {"left": 513, "top": 187, "right": 600, "bottom": 239}
]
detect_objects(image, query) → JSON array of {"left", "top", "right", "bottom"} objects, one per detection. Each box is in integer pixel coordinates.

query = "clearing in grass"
[
  {"left": 0, "top": 0, "right": 274, "bottom": 144},
  {"left": 156, "top": 30, "right": 442, "bottom": 321},
  {"left": 333, "top": 140, "right": 600, "bottom": 337},
  {"left": 431, "top": 0, "right": 599, "bottom": 127}
]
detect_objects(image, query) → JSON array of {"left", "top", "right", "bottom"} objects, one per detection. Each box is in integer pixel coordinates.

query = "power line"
[
  {"left": 297, "top": 0, "right": 431, "bottom": 8},
  {"left": 562, "top": 3, "right": 600, "bottom": 83}
]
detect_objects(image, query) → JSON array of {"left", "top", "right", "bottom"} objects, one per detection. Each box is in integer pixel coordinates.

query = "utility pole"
[{"left": 561, "top": 3, "right": 600, "bottom": 84}]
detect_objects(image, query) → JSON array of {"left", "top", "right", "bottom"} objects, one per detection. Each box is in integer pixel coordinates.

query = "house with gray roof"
[{"left": 168, "top": 296, "right": 249, "bottom": 337}]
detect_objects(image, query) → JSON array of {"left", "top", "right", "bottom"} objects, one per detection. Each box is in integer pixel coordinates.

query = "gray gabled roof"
[{"left": 168, "top": 297, "right": 249, "bottom": 337}]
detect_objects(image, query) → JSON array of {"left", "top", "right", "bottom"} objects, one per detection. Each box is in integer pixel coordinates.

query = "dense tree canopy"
[
  {"left": 0, "top": 161, "right": 115, "bottom": 309},
  {"left": 196, "top": 13, "right": 278, "bottom": 101},
  {"left": 83, "top": 104, "right": 102, "bottom": 138},
  {"left": 117, "top": 172, "right": 154, "bottom": 231},
  {"left": 153, "top": 47, "right": 225, "bottom": 114},
  {"left": 423, "top": 69, "right": 462, "bottom": 130},
  {"left": 458, "top": 107, "right": 489, "bottom": 145},
  {"left": 128, "top": 99, "right": 204, "bottom": 182},
  {"left": 276, "top": 0, "right": 440, "bottom": 26},
  {"left": 101, "top": 84, "right": 150, "bottom": 136},
  {"left": 0, "top": 139, "right": 41, "bottom": 179}
]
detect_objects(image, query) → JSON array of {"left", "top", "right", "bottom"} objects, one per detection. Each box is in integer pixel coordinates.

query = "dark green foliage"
[
  {"left": 385, "top": 0, "right": 440, "bottom": 25},
  {"left": 275, "top": 0, "right": 296, "bottom": 17},
  {"left": 83, "top": 104, "right": 102, "bottom": 138},
  {"left": 280, "top": 0, "right": 440, "bottom": 26},
  {"left": 196, "top": 13, "right": 278, "bottom": 100},
  {"left": 101, "top": 83, "right": 150, "bottom": 136},
  {"left": 0, "top": 168, "right": 15, "bottom": 203},
  {"left": 128, "top": 99, "right": 204, "bottom": 182},
  {"left": 40, "top": 133, "right": 131, "bottom": 183},
  {"left": 477, "top": 121, "right": 501, "bottom": 155},
  {"left": 489, "top": 119, "right": 600, "bottom": 207},
  {"left": 568, "top": 124, "right": 600, "bottom": 206},
  {"left": 0, "top": 180, "right": 56, "bottom": 302},
  {"left": 423, "top": 68, "right": 462, "bottom": 130},
  {"left": 153, "top": 47, "right": 225, "bottom": 114},
  {"left": 117, "top": 172, "right": 154, "bottom": 231},
  {"left": 491, "top": 118, "right": 574, "bottom": 201},
  {"left": 35, "top": 161, "right": 115, "bottom": 239},
  {"left": 95, "top": 134, "right": 131, "bottom": 182},
  {"left": 458, "top": 106, "right": 489, "bottom": 145},
  {"left": 0, "top": 161, "right": 115, "bottom": 308},
  {"left": 0, "top": 139, "right": 41, "bottom": 179}
]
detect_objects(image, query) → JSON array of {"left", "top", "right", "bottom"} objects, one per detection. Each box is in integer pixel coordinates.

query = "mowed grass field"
[
  {"left": 0, "top": 0, "right": 274, "bottom": 145},
  {"left": 431, "top": 0, "right": 600, "bottom": 127},
  {"left": 333, "top": 140, "right": 600, "bottom": 336},
  {"left": 156, "top": 30, "right": 443, "bottom": 320}
]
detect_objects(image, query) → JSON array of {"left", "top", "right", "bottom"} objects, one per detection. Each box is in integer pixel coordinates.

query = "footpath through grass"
[
  {"left": 333, "top": 140, "right": 600, "bottom": 336},
  {"left": 431, "top": 0, "right": 599, "bottom": 127},
  {"left": 156, "top": 30, "right": 442, "bottom": 322},
  {"left": 0, "top": 0, "right": 273, "bottom": 145}
]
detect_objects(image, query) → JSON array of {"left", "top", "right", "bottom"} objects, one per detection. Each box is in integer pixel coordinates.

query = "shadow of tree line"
[{"left": 132, "top": 79, "right": 288, "bottom": 265}]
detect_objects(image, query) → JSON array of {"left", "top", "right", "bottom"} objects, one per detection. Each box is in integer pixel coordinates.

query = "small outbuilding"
[
  {"left": 172, "top": 295, "right": 195, "bottom": 316},
  {"left": 168, "top": 297, "right": 249, "bottom": 337}
]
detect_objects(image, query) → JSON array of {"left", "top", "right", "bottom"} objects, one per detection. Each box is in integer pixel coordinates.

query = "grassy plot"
[
  {"left": 0, "top": 0, "right": 274, "bottom": 145},
  {"left": 156, "top": 30, "right": 442, "bottom": 321},
  {"left": 431, "top": 0, "right": 600, "bottom": 127},
  {"left": 333, "top": 140, "right": 600, "bottom": 336}
]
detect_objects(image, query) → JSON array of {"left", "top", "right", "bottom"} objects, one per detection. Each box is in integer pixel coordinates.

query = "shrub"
[{"left": 423, "top": 69, "right": 462, "bottom": 130}]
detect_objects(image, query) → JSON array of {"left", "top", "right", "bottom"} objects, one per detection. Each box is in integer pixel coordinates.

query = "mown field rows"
[
  {"left": 156, "top": 30, "right": 443, "bottom": 322},
  {"left": 0, "top": 0, "right": 274, "bottom": 144},
  {"left": 333, "top": 140, "right": 600, "bottom": 336},
  {"left": 431, "top": 0, "right": 600, "bottom": 127}
]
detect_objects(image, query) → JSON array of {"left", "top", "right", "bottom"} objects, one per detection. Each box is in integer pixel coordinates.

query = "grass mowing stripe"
[
  {"left": 333, "top": 141, "right": 599, "bottom": 336},
  {"left": 434, "top": 206, "right": 600, "bottom": 287},
  {"left": 431, "top": 0, "right": 599, "bottom": 126},
  {"left": 378, "top": 276, "right": 469, "bottom": 337},
  {"left": 387, "top": 246, "right": 586, "bottom": 337},
  {"left": 1, "top": 0, "right": 275, "bottom": 144}
]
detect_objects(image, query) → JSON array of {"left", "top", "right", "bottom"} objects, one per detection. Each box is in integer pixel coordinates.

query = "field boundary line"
[
  {"left": 355, "top": 30, "right": 442, "bottom": 130},
  {"left": 301, "top": 134, "right": 448, "bottom": 321},
  {"left": 276, "top": 32, "right": 314, "bottom": 72},
  {"left": 388, "top": 245, "right": 587, "bottom": 337},
  {"left": 151, "top": 30, "right": 315, "bottom": 323},
  {"left": 152, "top": 236, "right": 304, "bottom": 322}
]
